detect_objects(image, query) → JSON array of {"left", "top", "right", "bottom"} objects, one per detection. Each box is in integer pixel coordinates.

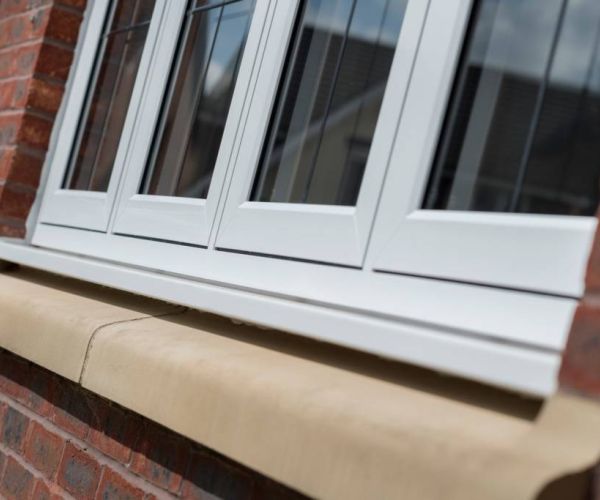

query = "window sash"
[
  {"left": 215, "top": 0, "right": 429, "bottom": 266},
  {"left": 36, "top": 0, "right": 166, "bottom": 232},
  {"left": 367, "top": 0, "right": 596, "bottom": 296},
  {"left": 111, "top": 0, "right": 269, "bottom": 246}
]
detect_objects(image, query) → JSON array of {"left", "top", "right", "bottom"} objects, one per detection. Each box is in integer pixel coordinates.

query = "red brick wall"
[
  {"left": 0, "top": 0, "right": 85, "bottom": 237},
  {"left": 560, "top": 210, "right": 600, "bottom": 398},
  {"left": 0, "top": 348, "right": 305, "bottom": 499}
]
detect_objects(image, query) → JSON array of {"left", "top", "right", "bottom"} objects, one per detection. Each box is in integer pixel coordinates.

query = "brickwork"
[
  {"left": 560, "top": 208, "right": 600, "bottom": 399},
  {"left": 0, "top": 0, "right": 86, "bottom": 237},
  {"left": 0, "top": 348, "right": 306, "bottom": 499}
]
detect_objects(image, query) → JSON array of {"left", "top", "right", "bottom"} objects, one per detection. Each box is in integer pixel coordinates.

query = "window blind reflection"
[
  {"left": 424, "top": 0, "right": 600, "bottom": 216},
  {"left": 252, "top": 0, "right": 408, "bottom": 206},
  {"left": 64, "top": 0, "right": 155, "bottom": 192},
  {"left": 142, "top": 0, "right": 256, "bottom": 199}
]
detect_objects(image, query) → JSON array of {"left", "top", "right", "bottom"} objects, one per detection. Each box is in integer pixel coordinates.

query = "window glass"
[
  {"left": 142, "top": 0, "right": 256, "bottom": 199},
  {"left": 424, "top": 0, "right": 600, "bottom": 216},
  {"left": 64, "top": 0, "right": 156, "bottom": 192},
  {"left": 251, "top": 0, "right": 408, "bottom": 206}
]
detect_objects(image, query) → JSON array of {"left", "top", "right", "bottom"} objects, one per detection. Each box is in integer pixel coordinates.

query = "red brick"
[
  {"left": 46, "top": 6, "right": 83, "bottom": 46},
  {"left": 88, "top": 403, "right": 141, "bottom": 464},
  {"left": 96, "top": 468, "right": 145, "bottom": 500},
  {"left": 57, "top": 442, "right": 102, "bottom": 499},
  {"left": 0, "top": 351, "right": 29, "bottom": 401},
  {"left": 130, "top": 423, "right": 190, "bottom": 494},
  {"left": 560, "top": 299, "right": 600, "bottom": 398},
  {"left": 34, "top": 477, "right": 77, "bottom": 500},
  {"left": 0, "top": 182, "right": 36, "bottom": 219},
  {"left": 17, "top": 112, "right": 53, "bottom": 149},
  {"left": 181, "top": 451, "right": 254, "bottom": 500},
  {"left": 0, "top": 217, "right": 25, "bottom": 237},
  {"left": 0, "top": 448, "right": 6, "bottom": 477},
  {"left": 35, "top": 42, "right": 74, "bottom": 80},
  {"left": 0, "top": 112, "right": 22, "bottom": 146},
  {"left": 0, "top": 79, "right": 28, "bottom": 110},
  {"left": 0, "top": 456, "right": 34, "bottom": 499},
  {"left": 1, "top": 406, "right": 30, "bottom": 453},
  {"left": 0, "top": 8, "right": 51, "bottom": 49},
  {"left": 0, "top": 44, "right": 40, "bottom": 78},
  {"left": 27, "top": 77, "right": 64, "bottom": 114},
  {"left": 57, "top": 0, "right": 86, "bottom": 11},
  {"left": 0, "top": 146, "right": 45, "bottom": 187},
  {"left": 0, "top": 0, "right": 51, "bottom": 18},
  {"left": 24, "top": 420, "right": 65, "bottom": 479},
  {"left": 23, "top": 364, "right": 57, "bottom": 418},
  {"left": 52, "top": 385, "right": 92, "bottom": 440}
]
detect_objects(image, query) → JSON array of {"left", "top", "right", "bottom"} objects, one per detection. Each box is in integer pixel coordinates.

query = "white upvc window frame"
[
  {"left": 367, "top": 0, "right": 597, "bottom": 297},
  {"left": 215, "top": 0, "right": 429, "bottom": 266},
  {"left": 36, "top": 0, "right": 167, "bottom": 232},
  {"left": 111, "top": 0, "right": 271, "bottom": 246},
  {"left": 8, "top": 0, "right": 595, "bottom": 397}
]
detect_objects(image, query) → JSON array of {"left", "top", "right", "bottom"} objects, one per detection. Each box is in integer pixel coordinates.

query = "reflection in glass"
[
  {"left": 65, "top": 0, "right": 155, "bottom": 192},
  {"left": 143, "top": 0, "right": 256, "bottom": 199},
  {"left": 252, "top": 0, "right": 408, "bottom": 206},
  {"left": 424, "top": 0, "right": 600, "bottom": 216}
]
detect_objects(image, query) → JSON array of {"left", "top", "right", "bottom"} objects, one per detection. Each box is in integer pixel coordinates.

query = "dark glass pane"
[
  {"left": 65, "top": 0, "right": 155, "bottom": 192},
  {"left": 252, "top": 0, "right": 408, "bottom": 206},
  {"left": 143, "top": 0, "right": 256, "bottom": 198},
  {"left": 424, "top": 0, "right": 600, "bottom": 216}
]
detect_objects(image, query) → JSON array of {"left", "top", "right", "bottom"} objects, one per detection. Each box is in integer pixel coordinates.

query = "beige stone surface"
[
  {"left": 0, "top": 267, "right": 182, "bottom": 381},
  {"left": 2, "top": 267, "right": 599, "bottom": 499},
  {"left": 81, "top": 310, "right": 600, "bottom": 500}
]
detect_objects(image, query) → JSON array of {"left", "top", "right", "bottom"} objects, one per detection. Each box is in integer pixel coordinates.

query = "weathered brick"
[
  {"left": 0, "top": 113, "right": 22, "bottom": 146},
  {"left": 130, "top": 422, "right": 190, "bottom": 494},
  {"left": 0, "top": 217, "right": 25, "bottom": 237},
  {"left": 0, "top": 0, "right": 52, "bottom": 18},
  {"left": 0, "top": 8, "right": 50, "bottom": 49},
  {"left": 0, "top": 456, "right": 34, "bottom": 499},
  {"left": 0, "top": 351, "right": 29, "bottom": 401},
  {"left": 0, "top": 146, "right": 45, "bottom": 187},
  {"left": 57, "top": 0, "right": 86, "bottom": 11},
  {"left": 1, "top": 406, "right": 30, "bottom": 452},
  {"left": 27, "top": 77, "right": 64, "bottom": 114},
  {"left": 88, "top": 403, "right": 141, "bottom": 464},
  {"left": 181, "top": 451, "right": 254, "bottom": 500},
  {"left": 52, "top": 385, "right": 92, "bottom": 440},
  {"left": 0, "top": 182, "right": 36, "bottom": 219},
  {"left": 57, "top": 442, "right": 102, "bottom": 498},
  {"left": 0, "top": 44, "right": 40, "bottom": 78},
  {"left": 24, "top": 420, "right": 65, "bottom": 479},
  {"left": 96, "top": 467, "right": 145, "bottom": 500},
  {"left": 46, "top": 6, "right": 82, "bottom": 46},
  {"left": 0, "top": 448, "right": 6, "bottom": 477},
  {"left": 35, "top": 42, "right": 74, "bottom": 80},
  {"left": 17, "top": 112, "right": 53, "bottom": 149}
]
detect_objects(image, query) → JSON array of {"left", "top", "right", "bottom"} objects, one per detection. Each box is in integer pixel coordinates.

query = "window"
[
  {"left": 252, "top": 0, "right": 407, "bottom": 206},
  {"left": 369, "top": 0, "right": 598, "bottom": 295},
  {"left": 216, "top": 0, "right": 426, "bottom": 264},
  {"left": 424, "top": 0, "right": 600, "bottom": 216},
  {"left": 37, "top": 0, "right": 162, "bottom": 231},
  {"left": 27, "top": 0, "right": 599, "bottom": 395},
  {"left": 65, "top": 0, "right": 156, "bottom": 192},
  {"left": 144, "top": 0, "right": 256, "bottom": 199}
]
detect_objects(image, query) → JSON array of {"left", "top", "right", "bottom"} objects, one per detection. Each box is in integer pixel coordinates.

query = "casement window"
[{"left": 21, "top": 0, "right": 600, "bottom": 395}]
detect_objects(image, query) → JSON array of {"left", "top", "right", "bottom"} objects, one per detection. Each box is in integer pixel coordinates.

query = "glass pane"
[
  {"left": 424, "top": 0, "right": 600, "bottom": 216},
  {"left": 143, "top": 0, "right": 256, "bottom": 198},
  {"left": 252, "top": 0, "right": 408, "bottom": 206},
  {"left": 64, "top": 0, "right": 155, "bottom": 192}
]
